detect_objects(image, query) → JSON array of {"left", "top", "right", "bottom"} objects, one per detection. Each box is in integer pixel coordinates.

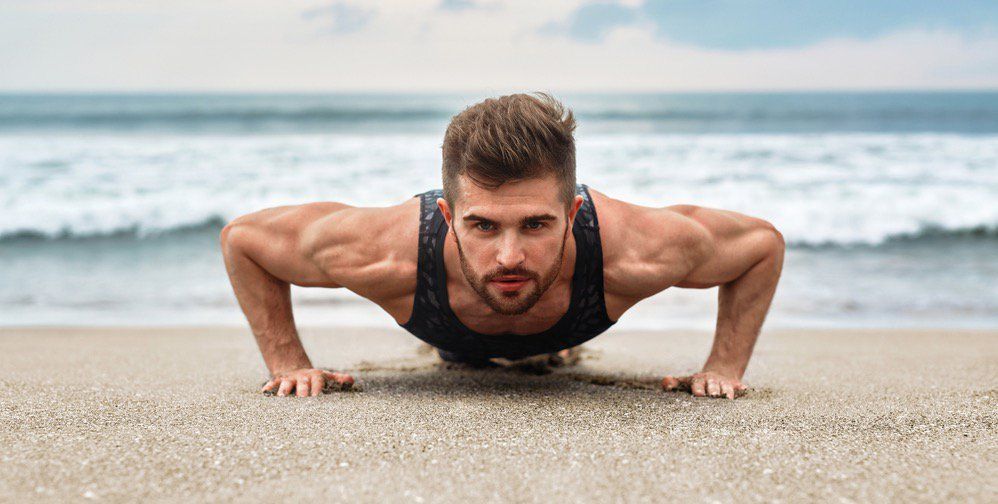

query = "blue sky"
[
  {"left": 1, "top": 0, "right": 996, "bottom": 91},
  {"left": 544, "top": 1, "right": 998, "bottom": 49}
]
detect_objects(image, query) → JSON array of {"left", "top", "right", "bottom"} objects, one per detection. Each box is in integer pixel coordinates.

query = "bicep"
[{"left": 672, "top": 206, "right": 784, "bottom": 289}]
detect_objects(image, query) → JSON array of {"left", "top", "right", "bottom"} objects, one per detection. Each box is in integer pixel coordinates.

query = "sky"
[{"left": 2, "top": 0, "right": 997, "bottom": 92}]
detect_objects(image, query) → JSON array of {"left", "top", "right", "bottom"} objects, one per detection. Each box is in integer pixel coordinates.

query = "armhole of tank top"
[
  {"left": 400, "top": 191, "right": 432, "bottom": 328},
  {"left": 580, "top": 184, "right": 616, "bottom": 325}
]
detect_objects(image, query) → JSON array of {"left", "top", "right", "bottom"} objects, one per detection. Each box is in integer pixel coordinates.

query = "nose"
[{"left": 496, "top": 232, "right": 525, "bottom": 270}]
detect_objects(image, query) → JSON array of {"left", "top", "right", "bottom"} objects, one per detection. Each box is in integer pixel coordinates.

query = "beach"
[{"left": 1, "top": 326, "right": 994, "bottom": 502}]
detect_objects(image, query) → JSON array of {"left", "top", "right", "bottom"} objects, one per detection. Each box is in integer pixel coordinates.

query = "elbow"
[
  {"left": 762, "top": 222, "right": 786, "bottom": 270},
  {"left": 768, "top": 224, "right": 785, "bottom": 253},
  {"left": 219, "top": 219, "right": 249, "bottom": 258},
  {"left": 219, "top": 221, "right": 235, "bottom": 251}
]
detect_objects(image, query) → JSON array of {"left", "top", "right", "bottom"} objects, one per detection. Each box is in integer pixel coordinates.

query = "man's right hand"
[{"left": 261, "top": 368, "right": 355, "bottom": 397}]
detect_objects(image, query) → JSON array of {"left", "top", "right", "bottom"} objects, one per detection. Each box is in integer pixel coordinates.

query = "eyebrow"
[{"left": 462, "top": 213, "right": 558, "bottom": 226}]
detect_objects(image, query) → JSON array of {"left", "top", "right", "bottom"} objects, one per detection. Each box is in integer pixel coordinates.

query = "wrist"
[
  {"left": 701, "top": 360, "right": 743, "bottom": 379},
  {"left": 269, "top": 356, "right": 312, "bottom": 376}
]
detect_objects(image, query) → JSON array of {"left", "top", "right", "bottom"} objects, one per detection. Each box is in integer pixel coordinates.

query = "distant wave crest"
[
  {"left": 3, "top": 94, "right": 998, "bottom": 133},
  {"left": 3, "top": 213, "right": 995, "bottom": 249},
  {"left": 2, "top": 107, "right": 995, "bottom": 126},
  {"left": 3, "top": 132, "right": 997, "bottom": 250},
  {"left": 790, "top": 224, "right": 998, "bottom": 248},
  {"left": 0, "top": 217, "right": 227, "bottom": 243},
  {"left": 0, "top": 108, "right": 447, "bottom": 127}
]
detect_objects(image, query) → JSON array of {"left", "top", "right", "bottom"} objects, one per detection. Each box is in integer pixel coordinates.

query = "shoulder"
[
  {"left": 299, "top": 196, "right": 421, "bottom": 300},
  {"left": 300, "top": 197, "right": 420, "bottom": 265},
  {"left": 586, "top": 187, "right": 712, "bottom": 300}
]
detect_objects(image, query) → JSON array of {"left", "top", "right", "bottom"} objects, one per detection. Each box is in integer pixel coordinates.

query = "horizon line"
[{"left": 2, "top": 87, "right": 998, "bottom": 96}]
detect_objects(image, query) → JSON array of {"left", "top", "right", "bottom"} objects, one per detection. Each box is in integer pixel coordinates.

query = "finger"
[
  {"left": 721, "top": 381, "right": 735, "bottom": 400},
  {"left": 296, "top": 377, "right": 310, "bottom": 397},
  {"left": 261, "top": 379, "right": 277, "bottom": 393},
  {"left": 310, "top": 374, "right": 324, "bottom": 397},
  {"left": 662, "top": 375, "right": 692, "bottom": 392},
  {"left": 325, "top": 372, "right": 354, "bottom": 390},
  {"left": 706, "top": 379, "right": 720, "bottom": 397},
  {"left": 277, "top": 379, "right": 294, "bottom": 397},
  {"left": 691, "top": 377, "right": 706, "bottom": 397},
  {"left": 662, "top": 376, "right": 678, "bottom": 390}
]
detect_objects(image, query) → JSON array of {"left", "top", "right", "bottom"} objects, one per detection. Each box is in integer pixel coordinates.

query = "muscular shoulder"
[
  {"left": 299, "top": 196, "right": 420, "bottom": 301},
  {"left": 587, "top": 188, "right": 712, "bottom": 300}
]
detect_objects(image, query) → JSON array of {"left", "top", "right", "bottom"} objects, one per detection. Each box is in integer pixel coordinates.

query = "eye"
[
  {"left": 525, "top": 221, "right": 544, "bottom": 230},
  {"left": 476, "top": 222, "right": 495, "bottom": 232}
]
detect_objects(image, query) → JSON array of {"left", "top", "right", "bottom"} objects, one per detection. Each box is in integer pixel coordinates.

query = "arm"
[
  {"left": 634, "top": 205, "right": 785, "bottom": 399},
  {"left": 220, "top": 202, "right": 356, "bottom": 397},
  {"left": 586, "top": 188, "right": 783, "bottom": 398}
]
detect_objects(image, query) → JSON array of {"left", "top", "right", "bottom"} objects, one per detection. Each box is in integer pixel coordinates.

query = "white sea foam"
[{"left": 3, "top": 132, "right": 996, "bottom": 246}]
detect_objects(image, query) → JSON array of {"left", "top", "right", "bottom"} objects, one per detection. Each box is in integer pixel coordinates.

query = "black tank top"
[{"left": 398, "top": 183, "right": 617, "bottom": 360}]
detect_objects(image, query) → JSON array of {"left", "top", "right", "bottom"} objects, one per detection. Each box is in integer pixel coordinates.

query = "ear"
[
  {"left": 567, "top": 194, "right": 584, "bottom": 226},
  {"left": 436, "top": 197, "right": 453, "bottom": 229}
]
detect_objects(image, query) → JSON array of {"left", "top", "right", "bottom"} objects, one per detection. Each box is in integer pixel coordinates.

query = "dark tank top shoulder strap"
[
  {"left": 570, "top": 183, "right": 616, "bottom": 331},
  {"left": 400, "top": 188, "right": 448, "bottom": 330}
]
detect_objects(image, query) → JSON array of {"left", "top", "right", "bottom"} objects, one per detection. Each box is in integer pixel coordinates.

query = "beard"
[{"left": 454, "top": 223, "right": 570, "bottom": 316}]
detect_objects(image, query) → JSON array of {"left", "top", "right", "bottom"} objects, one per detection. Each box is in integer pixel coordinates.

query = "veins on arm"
[
  {"left": 668, "top": 204, "right": 784, "bottom": 290},
  {"left": 604, "top": 200, "right": 784, "bottom": 299}
]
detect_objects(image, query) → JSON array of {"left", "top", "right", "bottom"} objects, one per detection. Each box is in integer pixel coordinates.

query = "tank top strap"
[
  {"left": 571, "top": 183, "right": 614, "bottom": 329},
  {"left": 402, "top": 189, "right": 447, "bottom": 329}
]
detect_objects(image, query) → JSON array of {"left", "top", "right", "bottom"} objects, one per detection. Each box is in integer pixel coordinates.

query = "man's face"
[{"left": 438, "top": 174, "right": 583, "bottom": 316}]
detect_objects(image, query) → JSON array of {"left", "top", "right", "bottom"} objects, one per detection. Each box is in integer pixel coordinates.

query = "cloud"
[
  {"left": 437, "top": 0, "right": 503, "bottom": 13},
  {"left": 302, "top": 2, "right": 375, "bottom": 34},
  {"left": 438, "top": 0, "right": 478, "bottom": 11},
  {"left": 2, "top": 0, "right": 996, "bottom": 91},
  {"left": 543, "top": 0, "right": 998, "bottom": 50},
  {"left": 539, "top": 2, "right": 637, "bottom": 42}
]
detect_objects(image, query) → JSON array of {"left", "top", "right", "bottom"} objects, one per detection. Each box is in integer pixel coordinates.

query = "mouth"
[{"left": 490, "top": 276, "right": 530, "bottom": 292}]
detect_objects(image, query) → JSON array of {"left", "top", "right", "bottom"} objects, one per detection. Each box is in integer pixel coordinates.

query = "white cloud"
[{"left": 0, "top": 0, "right": 996, "bottom": 91}]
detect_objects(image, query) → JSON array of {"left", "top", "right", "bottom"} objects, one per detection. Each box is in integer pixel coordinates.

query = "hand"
[
  {"left": 662, "top": 371, "right": 746, "bottom": 399},
  {"left": 261, "top": 368, "right": 355, "bottom": 397}
]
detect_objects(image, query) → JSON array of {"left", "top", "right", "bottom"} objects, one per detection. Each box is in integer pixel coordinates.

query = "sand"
[{"left": 0, "top": 326, "right": 995, "bottom": 502}]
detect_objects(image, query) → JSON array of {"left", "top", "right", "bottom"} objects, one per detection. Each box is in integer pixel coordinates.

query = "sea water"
[{"left": 1, "top": 92, "right": 996, "bottom": 328}]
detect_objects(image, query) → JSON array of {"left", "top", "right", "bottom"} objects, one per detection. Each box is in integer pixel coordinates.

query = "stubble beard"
[{"left": 454, "top": 223, "right": 570, "bottom": 316}]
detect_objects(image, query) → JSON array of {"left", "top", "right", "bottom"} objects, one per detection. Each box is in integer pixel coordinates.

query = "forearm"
[
  {"left": 221, "top": 230, "right": 311, "bottom": 375},
  {"left": 704, "top": 243, "right": 784, "bottom": 379}
]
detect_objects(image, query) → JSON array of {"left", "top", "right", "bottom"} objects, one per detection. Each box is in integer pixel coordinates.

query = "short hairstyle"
[{"left": 441, "top": 92, "right": 577, "bottom": 210}]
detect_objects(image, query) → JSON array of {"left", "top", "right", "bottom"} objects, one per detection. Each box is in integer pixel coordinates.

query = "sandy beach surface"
[{"left": 1, "top": 326, "right": 995, "bottom": 502}]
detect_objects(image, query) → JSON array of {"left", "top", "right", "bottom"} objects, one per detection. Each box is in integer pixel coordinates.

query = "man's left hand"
[{"left": 662, "top": 371, "right": 747, "bottom": 399}]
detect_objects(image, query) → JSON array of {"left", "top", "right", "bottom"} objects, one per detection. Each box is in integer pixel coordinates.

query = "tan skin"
[{"left": 221, "top": 174, "right": 784, "bottom": 399}]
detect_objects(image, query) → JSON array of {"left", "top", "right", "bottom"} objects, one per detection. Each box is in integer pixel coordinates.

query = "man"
[{"left": 221, "top": 92, "right": 785, "bottom": 400}]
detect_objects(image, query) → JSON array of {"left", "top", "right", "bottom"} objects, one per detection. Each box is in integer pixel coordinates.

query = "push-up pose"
[{"left": 221, "top": 93, "right": 785, "bottom": 400}]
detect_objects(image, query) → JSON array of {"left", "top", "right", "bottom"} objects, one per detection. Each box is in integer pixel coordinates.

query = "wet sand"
[{"left": 0, "top": 326, "right": 995, "bottom": 502}]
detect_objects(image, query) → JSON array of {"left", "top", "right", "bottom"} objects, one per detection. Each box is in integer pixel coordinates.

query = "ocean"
[{"left": 1, "top": 92, "right": 996, "bottom": 329}]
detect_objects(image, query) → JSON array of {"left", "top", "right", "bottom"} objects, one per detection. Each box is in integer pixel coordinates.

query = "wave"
[
  {"left": 0, "top": 107, "right": 449, "bottom": 128},
  {"left": 3, "top": 213, "right": 995, "bottom": 249},
  {"left": 789, "top": 224, "right": 998, "bottom": 248},
  {"left": 3, "top": 92, "right": 998, "bottom": 133},
  {"left": 2, "top": 108, "right": 996, "bottom": 130},
  {"left": 2, "top": 132, "right": 996, "bottom": 249},
  {"left": 0, "top": 217, "right": 227, "bottom": 243}
]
